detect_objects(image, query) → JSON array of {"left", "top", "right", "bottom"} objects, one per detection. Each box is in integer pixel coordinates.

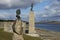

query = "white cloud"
[
  {"left": 45, "top": 6, "right": 50, "bottom": 9},
  {"left": 42, "top": 14, "right": 48, "bottom": 17},
  {"left": 0, "top": 0, "right": 10, "bottom": 4},
  {"left": 51, "top": 9, "right": 56, "bottom": 13},
  {"left": 0, "top": 12, "right": 9, "bottom": 19}
]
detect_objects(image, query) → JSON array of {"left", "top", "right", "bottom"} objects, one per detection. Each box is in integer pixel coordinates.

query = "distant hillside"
[
  {"left": 36, "top": 21, "right": 60, "bottom": 24},
  {"left": 47, "top": 21, "right": 60, "bottom": 24}
]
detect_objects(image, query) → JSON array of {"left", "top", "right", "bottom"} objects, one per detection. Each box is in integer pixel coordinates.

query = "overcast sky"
[{"left": 0, "top": 0, "right": 60, "bottom": 22}]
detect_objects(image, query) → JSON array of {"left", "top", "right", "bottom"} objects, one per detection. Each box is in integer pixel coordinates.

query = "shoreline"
[
  {"left": 36, "top": 28, "right": 60, "bottom": 40},
  {"left": 36, "top": 27, "right": 60, "bottom": 33}
]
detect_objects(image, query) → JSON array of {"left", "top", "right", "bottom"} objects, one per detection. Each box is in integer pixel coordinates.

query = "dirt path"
[{"left": 36, "top": 28, "right": 60, "bottom": 40}]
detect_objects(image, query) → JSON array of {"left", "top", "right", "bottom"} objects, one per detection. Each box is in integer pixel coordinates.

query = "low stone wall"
[
  {"left": 4, "top": 21, "right": 14, "bottom": 33},
  {"left": 0, "top": 20, "right": 28, "bottom": 33},
  {"left": 0, "top": 20, "right": 14, "bottom": 33}
]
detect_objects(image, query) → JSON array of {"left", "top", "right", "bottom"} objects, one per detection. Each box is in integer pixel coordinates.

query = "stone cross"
[
  {"left": 12, "top": 9, "right": 24, "bottom": 40},
  {"left": 12, "top": 9, "right": 22, "bottom": 35}
]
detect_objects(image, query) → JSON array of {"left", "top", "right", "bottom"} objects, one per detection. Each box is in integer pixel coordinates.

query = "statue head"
[{"left": 16, "top": 9, "right": 21, "bottom": 19}]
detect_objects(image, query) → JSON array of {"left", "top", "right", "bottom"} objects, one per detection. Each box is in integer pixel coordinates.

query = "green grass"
[
  {"left": 23, "top": 34, "right": 42, "bottom": 40},
  {"left": 0, "top": 28, "right": 42, "bottom": 40},
  {"left": 0, "top": 28, "right": 13, "bottom": 40}
]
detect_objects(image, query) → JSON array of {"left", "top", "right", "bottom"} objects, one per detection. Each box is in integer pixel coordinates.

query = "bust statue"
[
  {"left": 30, "top": 3, "right": 33, "bottom": 11},
  {"left": 16, "top": 9, "right": 21, "bottom": 19}
]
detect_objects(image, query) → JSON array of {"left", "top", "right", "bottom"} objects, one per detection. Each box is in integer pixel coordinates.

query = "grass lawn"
[
  {"left": 23, "top": 34, "right": 42, "bottom": 40},
  {"left": 0, "top": 28, "right": 42, "bottom": 40},
  {"left": 0, "top": 28, "right": 13, "bottom": 40}
]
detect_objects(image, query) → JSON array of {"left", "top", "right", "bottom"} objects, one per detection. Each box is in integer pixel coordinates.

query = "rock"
[{"left": 26, "top": 34, "right": 39, "bottom": 37}]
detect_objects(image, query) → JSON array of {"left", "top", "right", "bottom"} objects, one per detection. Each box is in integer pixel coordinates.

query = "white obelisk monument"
[
  {"left": 29, "top": 3, "right": 36, "bottom": 34},
  {"left": 28, "top": 4, "right": 39, "bottom": 37}
]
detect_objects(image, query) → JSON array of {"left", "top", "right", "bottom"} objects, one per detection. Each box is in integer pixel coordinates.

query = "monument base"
[
  {"left": 26, "top": 34, "right": 39, "bottom": 37},
  {"left": 13, "top": 33, "right": 24, "bottom": 40}
]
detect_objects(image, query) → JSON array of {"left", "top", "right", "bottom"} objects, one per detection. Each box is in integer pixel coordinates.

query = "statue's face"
[{"left": 16, "top": 9, "right": 21, "bottom": 15}]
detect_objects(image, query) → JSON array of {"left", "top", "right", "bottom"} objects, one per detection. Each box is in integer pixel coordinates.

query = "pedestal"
[{"left": 13, "top": 20, "right": 24, "bottom": 40}]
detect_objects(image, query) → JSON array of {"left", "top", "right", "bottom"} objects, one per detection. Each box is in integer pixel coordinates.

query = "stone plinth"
[
  {"left": 13, "top": 20, "right": 24, "bottom": 40},
  {"left": 26, "top": 34, "right": 39, "bottom": 37},
  {"left": 13, "top": 33, "right": 24, "bottom": 40},
  {"left": 15, "top": 20, "right": 22, "bottom": 34},
  {"left": 29, "top": 11, "right": 36, "bottom": 34}
]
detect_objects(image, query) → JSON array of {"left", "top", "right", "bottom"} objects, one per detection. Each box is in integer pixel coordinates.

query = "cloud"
[
  {"left": 0, "top": 9, "right": 30, "bottom": 20},
  {"left": 0, "top": 10, "right": 16, "bottom": 20},
  {"left": 0, "top": 0, "right": 41, "bottom": 9},
  {"left": 41, "top": 14, "right": 48, "bottom": 17},
  {"left": 0, "top": 12, "right": 9, "bottom": 19},
  {"left": 45, "top": 6, "right": 50, "bottom": 9},
  {"left": 44, "top": 0, "right": 60, "bottom": 17}
]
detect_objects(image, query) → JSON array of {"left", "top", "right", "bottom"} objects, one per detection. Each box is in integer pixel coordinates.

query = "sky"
[{"left": 0, "top": 0, "right": 60, "bottom": 22}]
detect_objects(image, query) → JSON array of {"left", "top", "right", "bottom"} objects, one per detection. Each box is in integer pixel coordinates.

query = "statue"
[{"left": 30, "top": 3, "right": 33, "bottom": 11}]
